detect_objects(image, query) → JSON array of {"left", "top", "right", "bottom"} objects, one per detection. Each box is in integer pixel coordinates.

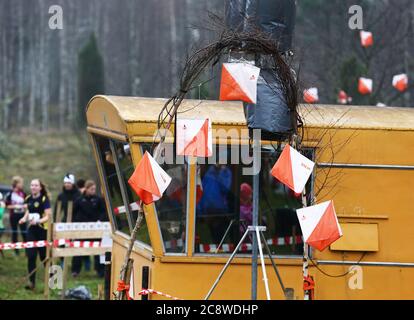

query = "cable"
[{"left": 308, "top": 252, "right": 366, "bottom": 278}]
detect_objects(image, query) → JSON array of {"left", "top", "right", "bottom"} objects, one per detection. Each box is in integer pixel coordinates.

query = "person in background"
[
  {"left": 239, "top": 183, "right": 253, "bottom": 235},
  {"left": 54, "top": 174, "right": 81, "bottom": 222},
  {"left": 5, "top": 176, "right": 27, "bottom": 256},
  {"left": 71, "top": 180, "right": 107, "bottom": 278},
  {"left": 76, "top": 178, "right": 86, "bottom": 194},
  {"left": 19, "top": 179, "right": 51, "bottom": 290}
]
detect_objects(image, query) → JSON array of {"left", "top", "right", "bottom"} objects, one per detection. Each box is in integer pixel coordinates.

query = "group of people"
[{"left": 0, "top": 174, "right": 108, "bottom": 290}]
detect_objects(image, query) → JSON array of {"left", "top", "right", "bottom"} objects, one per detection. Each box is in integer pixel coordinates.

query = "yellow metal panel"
[
  {"left": 330, "top": 223, "right": 379, "bottom": 252},
  {"left": 86, "top": 95, "right": 414, "bottom": 133},
  {"left": 300, "top": 104, "right": 414, "bottom": 131},
  {"left": 86, "top": 96, "right": 127, "bottom": 134}
]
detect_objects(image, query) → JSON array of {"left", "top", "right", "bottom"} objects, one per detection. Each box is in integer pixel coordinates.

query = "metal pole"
[
  {"left": 255, "top": 227, "right": 270, "bottom": 300},
  {"left": 205, "top": 227, "right": 251, "bottom": 300},
  {"left": 260, "top": 231, "right": 287, "bottom": 296},
  {"left": 251, "top": 134, "right": 260, "bottom": 300},
  {"left": 215, "top": 219, "right": 236, "bottom": 253}
]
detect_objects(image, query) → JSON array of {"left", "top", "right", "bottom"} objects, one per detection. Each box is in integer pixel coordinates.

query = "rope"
[{"left": 308, "top": 252, "right": 367, "bottom": 278}]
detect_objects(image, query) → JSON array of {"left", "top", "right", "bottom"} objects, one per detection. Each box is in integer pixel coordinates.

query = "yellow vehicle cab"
[{"left": 86, "top": 95, "right": 414, "bottom": 300}]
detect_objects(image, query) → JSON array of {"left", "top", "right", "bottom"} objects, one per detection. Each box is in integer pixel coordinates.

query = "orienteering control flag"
[
  {"left": 360, "top": 30, "right": 373, "bottom": 47},
  {"left": 296, "top": 200, "right": 342, "bottom": 251},
  {"left": 219, "top": 63, "right": 260, "bottom": 104},
  {"left": 128, "top": 151, "right": 172, "bottom": 205},
  {"left": 304, "top": 88, "right": 319, "bottom": 104},
  {"left": 392, "top": 74, "right": 408, "bottom": 92},
  {"left": 176, "top": 118, "right": 212, "bottom": 157},
  {"left": 358, "top": 77, "right": 373, "bottom": 95},
  {"left": 271, "top": 145, "right": 315, "bottom": 194}
]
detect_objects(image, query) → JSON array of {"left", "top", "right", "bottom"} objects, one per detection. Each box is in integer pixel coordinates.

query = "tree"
[
  {"left": 77, "top": 33, "right": 105, "bottom": 129},
  {"left": 338, "top": 56, "right": 368, "bottom": 105}
]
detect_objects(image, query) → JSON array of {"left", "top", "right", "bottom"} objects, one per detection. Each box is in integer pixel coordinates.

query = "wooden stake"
[
  {"left": 115, "top": 206, "right": 144, "bottom": 300},
  {"left": 61, "top": 201, "right": 73, "bottom": 300}
]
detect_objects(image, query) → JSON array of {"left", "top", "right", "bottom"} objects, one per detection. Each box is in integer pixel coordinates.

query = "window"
[
  {"left": 113, "top": 141, "right": 151, "bottom": 246},
  {"left": 141, "top": 143, "right": 187, "bottom": 253},
  {"left": 94, "top": 135, "right": 151, "bottom": 247},
  {"left": 94, "top": 135, "right": 130, "bottom": 235},
  {"left": 195, "top": 144, "right": 313, "bottom": 256}
]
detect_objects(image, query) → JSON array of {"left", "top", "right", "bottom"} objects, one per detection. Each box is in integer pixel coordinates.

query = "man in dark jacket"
[
  {"left": 54, "top": 174, "right": 81, "bottom": 222},
  {"left": 71, "top": 180, "right": 107, "bottom": 277}
]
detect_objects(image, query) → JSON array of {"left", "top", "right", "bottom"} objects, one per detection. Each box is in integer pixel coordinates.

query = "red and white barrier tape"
[
  {"left": 138, "top": 289, "right": 182, "bottom": 300},
  {"left": 0, "top": 239, "right": 106, "bottom": 251},
  {"left": 164, "top": 238, "right": 184, "bottom": 250},
  {"left": 198, "top": 235, "right": 303, "bottom": 253},
  {"left": 114, "top": 201, "right": 141, "bottom": 215}
]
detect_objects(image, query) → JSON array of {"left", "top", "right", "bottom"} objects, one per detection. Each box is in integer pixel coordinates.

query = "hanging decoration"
[
  {"left": 296, "top": 200, "right": 342, "bottom": 251},
  {"left": 360, "top": 30, "right": 373, "bottom": 47},
  {"left": 128, "top": 151, "right": 172, "bottom": 205},
  {"left": 303, "top": 88, "right": 319, "bottom": 104},
  {"left": 271, "top": 144, "right": 315, "bottom": 194},
  {"left": 176, "top": 118, "right": 212, "bottom": 157},
  {"left": 219, "top": 62, "right": 260, "bottom": 104},
  {"left": 392, "top": 73, "right": 408, "bottom": 92},
  {"left": 358, "top": 77, "right": 373, "bottom": 95}
]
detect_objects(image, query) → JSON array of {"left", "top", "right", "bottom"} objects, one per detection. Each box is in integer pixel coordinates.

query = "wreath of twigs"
[{"left": 151, "top": 17, "right": 301, "bottom": 157}]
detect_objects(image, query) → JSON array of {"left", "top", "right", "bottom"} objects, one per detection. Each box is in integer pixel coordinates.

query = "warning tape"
[
  {"left": 138, "top": 289, "right": 182, "bottom": 300},
  {"left": 114, "top": 201, "right": 141, "bottom": 215},
  {"left": 0, "top": 239, "right": 106, "bottom": 251},
  {"left": 164, "top": 238, "right": 184, "bottom": 250},
  {"left": 198, "top": 235, "right": 303, "bottom": 253}
]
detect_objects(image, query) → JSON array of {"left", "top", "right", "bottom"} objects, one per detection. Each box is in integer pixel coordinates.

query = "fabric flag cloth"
[
  {"left": 392, "top": 74, "right": 408, "bottom": 92},
  {"left": 176, "top": 118, "right": 212, "bottom": 157},
  {"left": 358, "top": 77, "right": 373, "bottom": 95},
  {"left": 360, "top": 30, "right": 373, "bottom": 47},
  {"left": 303, "top": 88, "right": 319, "bottom": 104},
  {"left": 296, "top": 200, "right": 342, "bottom": 251},
  {"left": 271, "top": 144, "right": 315, "bottom": 194},
  {"left": 219, "top": 62, "right": 260, "bottom": 104},
  {"left": 128, "top": 151, "right": 172, "bottom": 205}
]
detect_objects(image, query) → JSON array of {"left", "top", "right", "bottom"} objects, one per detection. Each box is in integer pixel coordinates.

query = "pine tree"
[{"left": 77, "top": 33, "right": 105, "bottom": 129}]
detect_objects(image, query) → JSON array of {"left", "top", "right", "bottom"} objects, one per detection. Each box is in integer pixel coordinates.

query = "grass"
[
  {"left": 0, "top": 248, "right": 104, "bottom": 300},
  {"left": 0, "top": 130, "right": 97, "bottom": 198},
  {"left": 0, "top": 130, "right": 104, "bottom": 299}
]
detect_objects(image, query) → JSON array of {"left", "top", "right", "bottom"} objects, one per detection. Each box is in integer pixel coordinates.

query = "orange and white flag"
[
  {"left": 303, "top": 88, "right": 319, "bottom": 104},
  {"left": 358, "top": 77, "right": 372, "bottom": 95},
  {"left": 337, "top": 90, "right": 348, "bottom": 104},
  {"left": 176, "top": 118, "right": 212, "bottom": 157},
  {"left": 271, "top": 145, "right": 315, "bottom": 194},
  {"left": 296, "top": 200, "right": 342, "bottom": 251},
  {"left": 360, "top": 30, "right": 373, "bottom": 47},
  {"left": 128, "top": 151, "right": 172, "bottom": 205},
  {"left": 219, "top": 63, "right": 260, "bottom": 104},
  {"left": 392, "top": 73, "right": 408, "bottom": 92}
]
